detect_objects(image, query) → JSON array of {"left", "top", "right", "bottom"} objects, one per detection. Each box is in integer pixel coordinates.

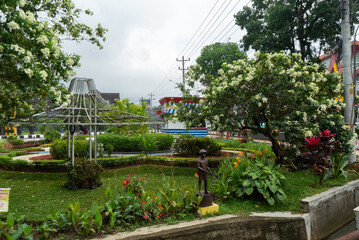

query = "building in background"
[
  {"left": 320, "top": 41, "right": 359, "bottom": 95},
  {"left": 99, "top": 92, "right": 120, "bottom": 106},
  {"left": 157, "top": 97, "right": 207, "bottom": 137}
]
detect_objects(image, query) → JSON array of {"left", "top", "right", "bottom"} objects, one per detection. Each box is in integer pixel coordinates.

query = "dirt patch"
[{"left": 28, "top": 154, "right": 53, "bottom": 161}]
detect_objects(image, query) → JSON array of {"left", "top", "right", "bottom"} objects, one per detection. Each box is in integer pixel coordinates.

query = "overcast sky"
[{"left": 64, "top": 0, "right": 248, "bottom": 106}]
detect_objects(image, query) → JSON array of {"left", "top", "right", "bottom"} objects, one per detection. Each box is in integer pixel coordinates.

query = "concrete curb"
[
  {"left": 301, "top": 179, "right": 359, "bottom": 239},
  {"left": 92, "top": 214, "right": 307, "bottom": 240}
]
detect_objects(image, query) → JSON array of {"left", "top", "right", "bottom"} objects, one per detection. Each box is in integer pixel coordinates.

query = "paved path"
[{"left": 12, "top": 147, "right": 50, "bottom": 161}]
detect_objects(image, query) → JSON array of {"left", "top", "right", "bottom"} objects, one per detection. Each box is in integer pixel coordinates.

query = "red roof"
[{"left": 159, "top": 97, "right": 203, "bottom": 105}]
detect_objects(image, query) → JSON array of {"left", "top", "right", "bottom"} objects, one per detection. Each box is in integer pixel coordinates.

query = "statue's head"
[{"left": 199, "top": 149, "right": 207, "bottom": 156}]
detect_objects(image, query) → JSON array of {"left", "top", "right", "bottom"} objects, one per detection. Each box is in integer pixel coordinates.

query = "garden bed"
[{"left": 28, "top": 154, "right": 53, "bottom": 161}]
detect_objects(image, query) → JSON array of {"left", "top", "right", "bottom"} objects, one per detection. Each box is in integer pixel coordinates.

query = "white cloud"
[{"left": 63, "top": 0, "right": 246, "bottom": 105}]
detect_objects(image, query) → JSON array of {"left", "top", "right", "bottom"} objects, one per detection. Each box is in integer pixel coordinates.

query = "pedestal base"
[
  {"left": 197, "top": 191, "right": 213, "bottom": 207},
  {"left": 198, "top": 203, "right": 219, "bottom": 216}
]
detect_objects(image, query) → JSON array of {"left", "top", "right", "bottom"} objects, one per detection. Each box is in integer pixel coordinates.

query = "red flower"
[
  {"left": 304, "top": 136, "right": 320, "bottom": 147},
  {"left": 144, "top": 215, "right": 148, "bottom": 219},
  {"left": 320, "top": 130, "right": 336, "bottom": 138},
  {"left": 123, "top": 179, "right": 129, "bottom": 187}
]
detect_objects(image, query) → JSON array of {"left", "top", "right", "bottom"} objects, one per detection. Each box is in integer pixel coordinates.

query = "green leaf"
[
  {"left": 22, "top": 224, "right": 32, "bottom": 236},
  {"left": 263, "top": 191, "right": 270, "bottom": 199},
  {"left": 242, "top": 179, "right": 251, "bottom": 187},
  {"left": 267, "top": 181, "right": 277, "bottom": 193},
  {"left": 236, "top": 188, "right": 244, "bottom": 197},
  {"left": 3, "top": 233, "right": 13, "bottom": 240},
  {"left": 13, "top": 227, "right": 22, "bottom": 240},
  {"left": 266, "top": 197, "right": 275, "bottom": 206},
  {"left": 6, "top": 213, "right": 14, "bottom": 227},
  {"left": 245, "top": 187, "right": 254, "bottom": 195},
  {"left": 276, "top": 192, "right": 286, "bottom": 201}
]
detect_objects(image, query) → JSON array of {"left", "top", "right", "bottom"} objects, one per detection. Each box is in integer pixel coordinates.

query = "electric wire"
[{"left": 186, "top": 0, "right": 233, "bottom": 58}]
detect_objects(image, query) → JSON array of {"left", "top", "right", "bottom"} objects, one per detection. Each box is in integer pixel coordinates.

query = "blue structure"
[{"left": 157, "top": 97, "right": 208, "bottom": 137}]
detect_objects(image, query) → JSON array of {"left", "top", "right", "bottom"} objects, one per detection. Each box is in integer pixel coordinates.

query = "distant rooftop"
[{"left": 100, "top": 92, "right": 120, "bottom": 105}]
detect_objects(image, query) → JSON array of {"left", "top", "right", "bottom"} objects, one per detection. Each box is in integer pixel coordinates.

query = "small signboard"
[{"left": 0, "top": 188, "right": 10, "bottom": 213}]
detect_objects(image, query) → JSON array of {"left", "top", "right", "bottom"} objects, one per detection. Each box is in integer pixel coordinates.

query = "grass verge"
[{"left": 0, "top": 165, "right": 357, "bottom": 222}]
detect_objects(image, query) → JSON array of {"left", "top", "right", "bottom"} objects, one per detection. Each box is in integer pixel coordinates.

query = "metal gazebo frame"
[{"left": 11, "top": 77, "right": 162, "bottom": 166}]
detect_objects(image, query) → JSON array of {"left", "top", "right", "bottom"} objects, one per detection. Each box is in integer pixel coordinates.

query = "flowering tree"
[
  {"left": 175, "top": 52, "right": 352, "bottom": 169},
  {"left": 0, "top": 0, "right": 107, "bottom": 125}
]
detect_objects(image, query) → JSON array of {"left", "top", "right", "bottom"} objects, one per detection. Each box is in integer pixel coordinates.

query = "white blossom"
[
  {"left": 7, "top": 21, "right": 20, "bottom": 30},
  {"left": 19, "top": 0, "right": 26, "bottom": 7},
  {"left": 37, "top": 35, "right": 49, "bottom": 45},
  {"left": 26, "top": 12, "right": 35, "bottom": 23},
  {"left": 23, "top": 56, "right": 31, "bottom": 63},
  {"left": 24, "top": 68, "right": 33, "bottom": 77},
  {"left": 66, "top": 58, "right": 74, "bottom": 66},
  {"left": 41, "top": 48, "right": 50, "bottom": 57},
  {"left": 40, "top": 70, "right": 48, "bottom": 80}
]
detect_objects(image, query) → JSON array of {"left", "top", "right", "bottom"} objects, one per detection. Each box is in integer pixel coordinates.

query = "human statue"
[{"left": 197, "top": 149, "right": 218, "bottom": 194}]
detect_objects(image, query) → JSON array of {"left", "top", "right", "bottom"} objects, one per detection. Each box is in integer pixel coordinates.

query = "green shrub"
[
  {"left": 140, "top": 133, "right": 158, "bottom": 156},
  {"left": 329, "top": 152, "right": 356, "bottom": 180},
  {"left": 51, "top": 140, "right": 97, "bottom": 160},
  {"left": 6, "top": 135, "right": 24, "bottom": 146},
  {"left": 50, "top": 140, "right": 68, "bottom": 159},
  {"left": 216, "top": 157, "right": 286, "bottom": 205},
  {"left": 44, "top": 128, "right": 61, "bottom": 142},
  {"left": 75, "top": 135, "right": 88, "bottom": 141},
  {"left": 0, "top": 213, "right": 33, "bottom": 239},
  {"left": 156, "top": 176, "right": 202, "bottom": 217},
  {"left": 0, "top": 139, "right": 6, "bottom": 151},
  {"left": 6, "top": 135, "right": 17, "bottom": 142},
  {"left": 65, "top": 160, "right": 104, "bottom": 189},
  {"left": 97, "top": 133, "right": 174, "bottom": 152},
  {"left": 97, "top": 134, "right": 141, "bottom": 152},
  {"left": 104, "top": 143, "right": 114, "bottom": 156},
  {"left": 155, "top": 134, "right": 174, "bottom": 150},
  {"left": 173, "top": 135, "right": 221, "bottom": 157},
  {"left": 10, "top": 139, "right": 24, "bottom": 146},
  {"left": 122, "top": 173, "right": 150, "bottom": 197}
]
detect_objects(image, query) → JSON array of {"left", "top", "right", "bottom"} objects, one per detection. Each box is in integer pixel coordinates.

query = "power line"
[
  {"left": 182, "top": 0, "right": 231, "bottom": 57},
  {"left": 152, "top": 0, "right": 249, "bottom": 98},
  {"left": 176, "top": 0, "right": 220, "bottom": 58},
  {"left": 151, "top": 0, "right": 223, "bottom": 96}
]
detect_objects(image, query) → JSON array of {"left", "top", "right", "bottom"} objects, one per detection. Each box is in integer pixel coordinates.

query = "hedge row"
[
  {"left": 173, "top": 135, "right": 222, "bottom": 157},
  {"left": 0, "top": 153, "right": 67, "bottom": 172},
  {"left": 0, "top": 155, "right": 225, "bottom": 172},
  {"left": 97, "top": 133, "right": 174, "bottom": 152}
]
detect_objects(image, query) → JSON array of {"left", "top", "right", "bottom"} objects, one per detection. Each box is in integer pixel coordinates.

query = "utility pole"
[
  {"left": 176, "top": 56, "right": 190, "bottom": 91},
  {"left": 148, "top": 93, "right": 155, "bottom": 110},
  {"left": 341, "top": 0, "right": 356, "bottom": 162}
]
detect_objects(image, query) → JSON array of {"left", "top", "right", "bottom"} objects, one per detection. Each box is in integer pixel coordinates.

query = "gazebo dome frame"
[{"left": 11, "top": 77, "right": 162, "bottom": 166}]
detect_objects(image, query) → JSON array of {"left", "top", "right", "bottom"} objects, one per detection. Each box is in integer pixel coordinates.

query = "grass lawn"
[{"left": 1, "top": 164, "right": 357, "bottom": 222}]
